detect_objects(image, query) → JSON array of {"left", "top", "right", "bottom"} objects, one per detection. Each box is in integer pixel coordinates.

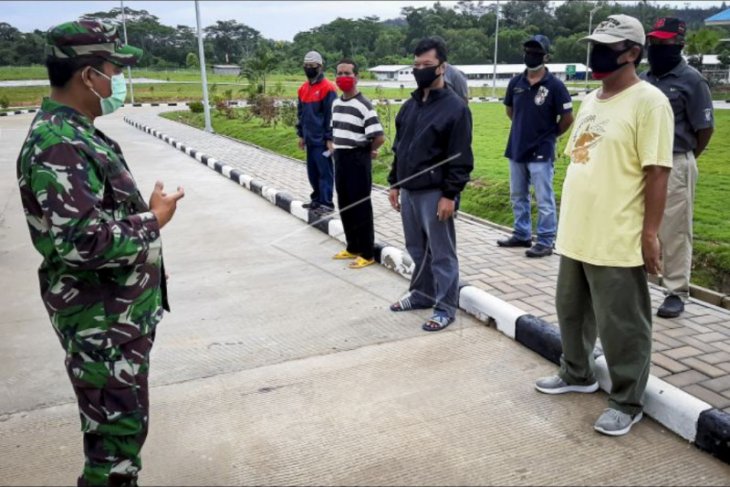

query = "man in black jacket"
[{"left": 387, "top": 37, "right": 474, "bottom": 332}]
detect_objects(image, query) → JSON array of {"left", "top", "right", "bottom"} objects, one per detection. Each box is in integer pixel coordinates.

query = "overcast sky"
[{"left": 2, "top": 1, "right": 727, "bottom": 41}]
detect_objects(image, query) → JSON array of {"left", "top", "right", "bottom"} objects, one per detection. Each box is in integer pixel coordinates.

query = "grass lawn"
[
  {"left": 0, "top": 82, "right": 435, "bottom": 108},
  {"left": 3, "top": 64, "right": 727, "bottom": 97},
  {"left": 0, "top": 65, "right": 249, "bottom": 83},
  {"left": 0, "top": 66, "right": 49, "bottom": 80},
  {"left": 711, "top": 85, "right": 730, "bottom": 101},
  {"left": 0, "top": 83, "right": 221, "bottom": 107},
  {"left": 0, "top": 66, "right": 377, "bottom": 83},
  {"left": 0, "top": 81, "right": 504, "bottom": 109},
  {"left": 161, "top": 102, "right": 730, "bottom": 293}
]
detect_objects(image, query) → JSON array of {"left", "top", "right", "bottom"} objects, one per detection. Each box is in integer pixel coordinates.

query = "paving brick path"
[{"left": 127, "top": 107, "right": 730, "bottom": 412}]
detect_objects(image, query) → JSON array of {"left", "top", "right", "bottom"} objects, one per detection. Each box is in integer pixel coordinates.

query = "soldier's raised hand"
[{"left": 149, "top": 180, "right": 184, "bottom": 229}]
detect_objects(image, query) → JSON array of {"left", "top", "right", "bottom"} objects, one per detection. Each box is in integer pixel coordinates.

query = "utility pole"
[
  {"left": 120, "top": 0, "right": 134, "bottom": 103},
  {"left": 195, "top": 0, "right": 213, "bottom": 133}
]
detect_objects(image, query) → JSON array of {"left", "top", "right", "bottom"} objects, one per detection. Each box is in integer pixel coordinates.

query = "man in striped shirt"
[{"left": 329, "top": 58, "right": 385, "bottom": 269}]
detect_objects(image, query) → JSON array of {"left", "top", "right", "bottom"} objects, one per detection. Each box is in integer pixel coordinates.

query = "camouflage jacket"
[{"left": 17, "top": 97, "right": 168, "bottom": 355}]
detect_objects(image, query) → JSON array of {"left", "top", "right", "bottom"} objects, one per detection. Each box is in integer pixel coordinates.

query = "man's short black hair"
[
  {"left": 45, "top": 55, "right": 106, "bottom": 88},
  {"left": 336, "top": 58, "right": 359, "bottom": 75},
  {"left": 414, "top": 37, "right": 448, "bottom": 63}
]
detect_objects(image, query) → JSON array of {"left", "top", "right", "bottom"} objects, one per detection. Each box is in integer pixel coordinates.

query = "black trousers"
[{"left": 334, "top": 148, "right": 374, "bottom": 260}]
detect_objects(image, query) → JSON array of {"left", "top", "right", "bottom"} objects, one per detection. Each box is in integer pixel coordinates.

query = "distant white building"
[
  {"left": 640, "top": 54, "right": 723, "bottom": 67},
  {"left": 368, "top": 63, "right": 589, "bottom": 83},
  {"left": 213, "top": 64, "right": 241, "bottom": 76},
  {"left": 456, "top": 63, "right": 589, "bottom": 82},
  {"left": 639, "top": 54, "right": 728, "bottom": 83},
  {"left": 368, "top": 65, "right": 413, "bottom": 81},
  {"left": 699, "top": 54, "right": 722, "bottom": 66},
  {"left": 683, "top": 54, "right": 728, "bottom": 83}
]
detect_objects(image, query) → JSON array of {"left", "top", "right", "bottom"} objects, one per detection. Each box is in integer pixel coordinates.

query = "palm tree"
[
  {"left": 685, "top": 28, "right": 722, "bottom": 71},
  {"left": 185, "top": 52, "right": 199, "bottom": 69},
  {"left": 239, "top": 47, "right": 279, "bottom": 94}
]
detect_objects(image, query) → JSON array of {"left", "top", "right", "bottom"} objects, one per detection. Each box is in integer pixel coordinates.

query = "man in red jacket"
[{"left": 296, "top": 51, "right": 338, "bottom": 213}]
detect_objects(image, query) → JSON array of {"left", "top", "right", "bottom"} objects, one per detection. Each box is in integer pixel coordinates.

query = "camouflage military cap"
[{"left": 46, "top": 19, "right": 143, "bottom": 66}]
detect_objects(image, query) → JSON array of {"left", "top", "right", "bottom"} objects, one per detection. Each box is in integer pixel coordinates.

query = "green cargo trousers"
[{"left": 556, "top": 256, "right": 652, "bottom": 416}]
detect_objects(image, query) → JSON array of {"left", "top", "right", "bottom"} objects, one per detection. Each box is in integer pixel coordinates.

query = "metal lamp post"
[
  {"left": 585, "top": 5, "right": 600, "bottom": 92},
  {"left": 492, "top": 0, "right": 500, "bottom": 98},
  {"left": 120, "top": 0, "right": 134, "bottom": 103},
  {"left": 195, "top": 0, "right": 213, "bottom": 133}
]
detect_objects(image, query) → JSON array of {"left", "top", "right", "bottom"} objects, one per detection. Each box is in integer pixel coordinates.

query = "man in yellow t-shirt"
[{"left": 534, "top": 14, "right": 674, "bottom": 437}]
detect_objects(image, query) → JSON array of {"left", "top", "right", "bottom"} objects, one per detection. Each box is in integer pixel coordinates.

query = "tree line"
[{"left": 1, "top": 1, "right": 729, "bottom": 71}]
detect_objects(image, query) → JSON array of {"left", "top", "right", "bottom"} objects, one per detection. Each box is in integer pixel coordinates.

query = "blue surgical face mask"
[{"left": 88, "top": 68, "right": 127, "bottom": 115}]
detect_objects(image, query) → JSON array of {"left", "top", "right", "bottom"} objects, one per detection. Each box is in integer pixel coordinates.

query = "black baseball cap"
[{"left": 647, "top": 17, "right": 687, "bottom": 41}]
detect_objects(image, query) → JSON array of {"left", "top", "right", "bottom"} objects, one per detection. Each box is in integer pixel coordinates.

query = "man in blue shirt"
[{"left": 498, "top": 35, "right": 574, "bottom": 258}]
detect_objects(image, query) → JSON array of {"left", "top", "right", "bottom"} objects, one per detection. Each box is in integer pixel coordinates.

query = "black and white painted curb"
[
  {"left": 1, "top": 102, "right": 210, "bottom": 117},
  {"left": 0, "top": 92, "right": 589, "bottom": 118},
  {"left": 2, "top": 95, "right": 509, "bottom": 118},
  {"left": 124, "top": 115, "right": 730, "bottom": 464},
  {"left": 10, "top": 94, "right": 730, "bottom": 119},
  {"left": 0, "top": 108, "right": 39, "bottom": 117},
  {"left": 121, "top": 96, "right": 514, "bottom": 107}
]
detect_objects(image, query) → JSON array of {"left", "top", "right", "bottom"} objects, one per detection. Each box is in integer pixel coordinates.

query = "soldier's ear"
[{"left": 79, "top": 66, "right": 94, "bottom": 89}]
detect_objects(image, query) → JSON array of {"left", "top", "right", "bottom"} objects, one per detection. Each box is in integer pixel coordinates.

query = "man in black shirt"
[{"left": 387, "top": 37, "right": 474, "bottom": 332}]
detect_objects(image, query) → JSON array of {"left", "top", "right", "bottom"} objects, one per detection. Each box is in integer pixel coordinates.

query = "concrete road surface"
[{"left": 1, "top": 110, "right": 728, "bottom": 486}]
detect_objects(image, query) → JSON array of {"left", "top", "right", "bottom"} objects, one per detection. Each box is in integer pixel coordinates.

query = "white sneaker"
[{"left": 535, "top": 375, "right": 600, "bottom": 394}]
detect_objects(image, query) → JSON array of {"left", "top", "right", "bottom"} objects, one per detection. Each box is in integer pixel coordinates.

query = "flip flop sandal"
[
  {"left": 349, "top": 257, "right": 375, "bottom": 269},
  {"left": 333, "top": 250, "right": 359, "bottom": 260},
  {"left": 422, "top": 315, "right": 455, "bottom": 332},
  {"left": 389, "top": 295, "right": 432, "bottom": 312}
]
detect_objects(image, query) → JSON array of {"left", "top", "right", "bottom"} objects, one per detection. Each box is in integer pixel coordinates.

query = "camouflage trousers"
[{"left": 64, "top": 333, "right": 155, "bottom": 487}]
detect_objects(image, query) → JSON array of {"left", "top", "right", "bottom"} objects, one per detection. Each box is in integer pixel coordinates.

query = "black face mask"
[
  {"left": 413, "top": 65, "right": 441, "bottom": 89},
  {"left": 589, "top": 44, "right": 632, "bottom": 79},
  {"left": 648, "top": 44, "right": 684, "bottom": 76},
  {"left": 524, "top": 52, "right": 545, "bottom": 70},
  {"left": 304, "top": 66, "right": 320, "bottom": 80}
]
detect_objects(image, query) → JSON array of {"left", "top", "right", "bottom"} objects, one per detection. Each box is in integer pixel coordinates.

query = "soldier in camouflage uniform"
[{"left": 16, "top": 20, "right": 184, "bottom": 487}]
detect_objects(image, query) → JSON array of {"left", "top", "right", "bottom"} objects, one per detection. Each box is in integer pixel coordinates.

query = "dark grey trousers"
[{"left": 400, "top": 188, "right": 459, "bottom": 318}]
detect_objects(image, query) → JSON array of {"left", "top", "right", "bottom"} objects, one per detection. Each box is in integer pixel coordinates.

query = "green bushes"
[{"left": 188, "top": 100, "right": 204, "bottom": 113}]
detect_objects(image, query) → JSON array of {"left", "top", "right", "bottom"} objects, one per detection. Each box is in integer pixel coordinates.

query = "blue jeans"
[
  {"left": 306, "top": 144, "right": 334, "bottom": 207},
  {"left": 509, "top": 159, "right": 556, "bottom": 247}
]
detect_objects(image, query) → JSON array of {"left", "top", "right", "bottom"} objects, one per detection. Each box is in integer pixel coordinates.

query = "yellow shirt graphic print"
[
  {"left": 570, "top": 130, "right": 602, "bottom": 164},
  {"left": 556, "top": 81, "right": 674, "bottom": 267}
]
